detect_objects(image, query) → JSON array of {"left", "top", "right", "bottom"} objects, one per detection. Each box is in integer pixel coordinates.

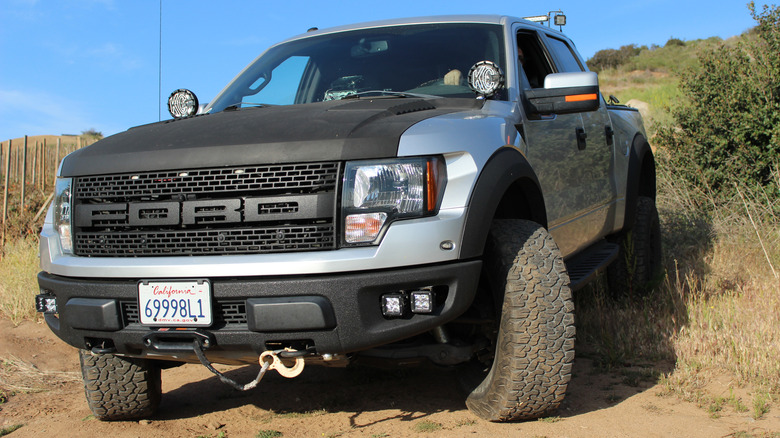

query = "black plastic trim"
[
  {"left": 623, "top": 134, "right": 655, "bottom": 231},
  {"left": 459, "top": 147, "right": 546, "bottom": 259}
]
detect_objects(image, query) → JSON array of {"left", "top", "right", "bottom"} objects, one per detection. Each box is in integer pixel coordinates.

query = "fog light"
[
  {"left": 35, "top": 294, "right": 58, "bottom": 314},
  {"left": 381, "top": 293, "right": 405, "bottom": 317},
  {"left": 410, "top": 290, "right": 433, "bottom": 313}
]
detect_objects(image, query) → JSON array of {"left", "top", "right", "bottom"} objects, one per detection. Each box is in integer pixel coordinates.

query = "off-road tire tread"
[
  {"left": 607, "top": 196, "right": 662, "bottom": 298},
  {"left": 79, "top": 350, "right": 161, "bottom": 421},
  {"left": 466, "top": 219, "right": 574, "bottom": 421}
]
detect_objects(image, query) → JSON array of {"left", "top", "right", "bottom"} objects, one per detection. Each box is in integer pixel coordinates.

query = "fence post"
[
  {"left": 2, "top": 139, "right": 12, "bottom": 254},
  {"left": 32, "top": 141, "right": 38, "bottom": 187},
  {"left": 55, "top": 138, "right": 61, "bottom": 187},
  {"left": 21, "top": 136, "right": 28, "bottom": 211},
  {"left": 42, "top": 138, "right": 47, "bottom": 191}
]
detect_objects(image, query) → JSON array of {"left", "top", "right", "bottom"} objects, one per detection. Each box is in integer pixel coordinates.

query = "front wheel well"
[
  {"left": 493, "top": 178, "right": 547, "bottom": 226},
  {"left": 638, "top": 148, "right": 657, "bottom": 200},
  {"left": 458, "top": 146, "right": 547, "bottom": 260}
]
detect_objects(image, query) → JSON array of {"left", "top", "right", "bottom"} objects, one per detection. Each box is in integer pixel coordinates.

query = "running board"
[{"left": 564, "top": 240, "right": 619, "bottom": 291}]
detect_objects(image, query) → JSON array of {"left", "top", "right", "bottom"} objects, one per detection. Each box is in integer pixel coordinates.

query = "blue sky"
[{"left": 0, "top": 0, "right": 758, "bottom": 140}]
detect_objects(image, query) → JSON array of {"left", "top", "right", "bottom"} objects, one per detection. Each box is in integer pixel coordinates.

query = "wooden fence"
[{"left": 0, "top": 135, "right": 96, "bottom": 240}]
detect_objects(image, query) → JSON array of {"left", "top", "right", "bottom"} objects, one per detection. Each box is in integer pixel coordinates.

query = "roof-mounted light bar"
[{"left": 523, "top": 10, "right": 567, "bottom": 31}]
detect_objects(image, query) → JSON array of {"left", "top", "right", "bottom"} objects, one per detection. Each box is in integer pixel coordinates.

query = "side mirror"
[{"left": 524, "top": 72, "right": 600, "bottom": 116}]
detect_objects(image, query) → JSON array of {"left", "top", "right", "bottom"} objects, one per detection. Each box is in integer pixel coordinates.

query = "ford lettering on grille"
[{"left": 75, "top": 194, "right": 333, "bottom": 228}]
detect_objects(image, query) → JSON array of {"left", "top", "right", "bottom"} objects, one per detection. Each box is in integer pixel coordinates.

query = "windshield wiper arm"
[
  {"left": 341, "top": 90, "right": 439, "bottom": 100},
  {"left": 224, "top": 102, "right": 275, "bottom": 111}
]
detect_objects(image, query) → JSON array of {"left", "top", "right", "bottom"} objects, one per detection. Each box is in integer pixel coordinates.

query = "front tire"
[
  {"left": 80, "top": 350, "right": 162, "bottom": 421},
  {"left": 465, "top": 220, "right": 575, "bottom": 421}
]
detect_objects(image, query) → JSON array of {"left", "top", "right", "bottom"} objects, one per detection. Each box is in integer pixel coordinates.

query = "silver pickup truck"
[{"left": 37, "top": 14, "right": 660, "bottom": 422}]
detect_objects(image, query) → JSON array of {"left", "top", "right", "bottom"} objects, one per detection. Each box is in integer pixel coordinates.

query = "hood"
[{"left": 60, "top": 98, "right": 484, "bottom": 177}]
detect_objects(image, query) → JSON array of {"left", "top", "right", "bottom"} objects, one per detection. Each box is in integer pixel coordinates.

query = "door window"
[{"left": 545, "top": 37, "right": 584, "bottom": 73}]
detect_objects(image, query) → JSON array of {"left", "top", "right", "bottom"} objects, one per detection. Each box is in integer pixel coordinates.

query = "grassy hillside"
[
  {"left": 591, "top": 35, "right": 739, "bottom": 130},
  {"left": 580, "top": 18, "right": 780, "bottom": 421}
]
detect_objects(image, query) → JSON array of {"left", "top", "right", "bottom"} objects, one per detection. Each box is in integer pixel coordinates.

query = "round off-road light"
[
  {"left": 468, "top": 60, "right": 504, "bottom": 98},
  {"left": 168, "top": 88, "right": 199, "bottom": 118}
]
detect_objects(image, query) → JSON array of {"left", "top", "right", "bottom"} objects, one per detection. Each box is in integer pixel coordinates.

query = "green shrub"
[
  {"left": 587, "top": 44, "right": 645, "bottom": 72},
  {"left": 657, "top": 3, "right": 780, "bottom": 210},
  {"left": 665, "top": 37, "right": 686, "bottom": 47}
]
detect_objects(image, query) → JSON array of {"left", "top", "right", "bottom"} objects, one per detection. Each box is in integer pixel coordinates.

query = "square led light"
[
  {"left": 35, "top": 294, "right": 57, "bottom": 314},
  {"left": 410, "top": 290, "right": 433, "bottom": 314},
  {"left": 381, "top": 293, "right": 405, "bottom": 317}
]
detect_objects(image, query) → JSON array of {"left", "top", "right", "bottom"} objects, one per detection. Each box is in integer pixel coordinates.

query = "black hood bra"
[{"left": 60, "top": 98, "right": 484, "bottom": 177}]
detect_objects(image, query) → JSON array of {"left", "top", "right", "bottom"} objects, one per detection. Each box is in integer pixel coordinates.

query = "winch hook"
[
  {"left": 193, "top": 340, "right": 304, "bottom": 391},
  {"left": 260, "top": 349, "right": 305, "bottom": 378}
]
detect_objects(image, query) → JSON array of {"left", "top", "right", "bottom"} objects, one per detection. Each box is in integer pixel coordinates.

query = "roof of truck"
[{"left": 276, "top": 14, "right": 562, "bottom": 45}]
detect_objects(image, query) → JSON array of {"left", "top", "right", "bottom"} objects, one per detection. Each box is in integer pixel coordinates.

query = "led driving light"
[
  {"left": 381, "top": 293, "right": 405, "bottom": 317},
  {"left": 342, "top": 157, "right": 446, "bottom": 245},
  {"left": 168, "top": 88, "right": 199, "bottom": 118},
  {"left": 410, "top": 290, "right": 434, "bottom": 314},
  {"left": 468, "top": 60, "right": 504, "bottom": 98},
  {"left": 53, "top": 178, "right": 73, "bottom": 253},
  {"left": 35, "top": 294, "right": 57, "bottom": 314}
]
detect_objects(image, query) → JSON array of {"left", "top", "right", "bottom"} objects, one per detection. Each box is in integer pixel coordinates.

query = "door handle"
[{"left": 576, "top": 127, "right": 587, "bottom": 150}]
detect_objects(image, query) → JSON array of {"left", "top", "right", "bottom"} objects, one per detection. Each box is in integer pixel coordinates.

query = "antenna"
[{"left": 158, "top": 0, "right": 163, "bottom": 121}]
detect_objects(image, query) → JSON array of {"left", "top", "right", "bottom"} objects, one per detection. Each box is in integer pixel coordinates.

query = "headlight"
[
  {"left": 342, "top": 157, "right": 446, "bottom": 245},
  {"left": 53, "top": 178, "right": 73, "bottom": 253}
]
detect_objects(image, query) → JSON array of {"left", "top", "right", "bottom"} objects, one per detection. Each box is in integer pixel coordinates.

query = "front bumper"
[{"left": 37, "top": 260, "right": 481, "bottom": 365}]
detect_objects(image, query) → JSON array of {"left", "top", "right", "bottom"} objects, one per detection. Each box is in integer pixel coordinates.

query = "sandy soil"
[{"left": 1, "top": 319, "right": 778, "bottom": 438}]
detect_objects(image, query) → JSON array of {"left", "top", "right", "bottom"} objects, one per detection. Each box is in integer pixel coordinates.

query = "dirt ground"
[{"left": 1, "top": 319, "right": 778, "bottom": 438}]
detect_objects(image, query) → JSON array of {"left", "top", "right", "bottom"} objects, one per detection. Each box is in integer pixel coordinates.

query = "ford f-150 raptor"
[{"left": 36, "top": 14, "right": 660, "bottom": 422}]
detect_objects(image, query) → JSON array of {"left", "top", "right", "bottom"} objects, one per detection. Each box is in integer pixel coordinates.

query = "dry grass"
[
  {"left": 0, "top": 355, "right": 80, "bottom": 393},
  {"left": 576, "top": 158, "right": 780, "bottom": 417},
  {"left": 0, "top": 237, "right": 41, "bottom": 325}
]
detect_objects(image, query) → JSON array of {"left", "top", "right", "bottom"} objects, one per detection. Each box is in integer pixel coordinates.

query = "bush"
[
  {"left": 665, "top": 37, "right": 686, "bottom": 47},
  {"left": 657, "top": 3, "right": 780, "bottom": 210},
  {"left": 587, "top": 44, "right": 645, "bottom": 72}
]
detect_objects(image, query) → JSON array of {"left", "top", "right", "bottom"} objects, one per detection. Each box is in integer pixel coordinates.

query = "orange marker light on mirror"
[{"left": 564, "top": 93, "right": 598, "bottom": 102}]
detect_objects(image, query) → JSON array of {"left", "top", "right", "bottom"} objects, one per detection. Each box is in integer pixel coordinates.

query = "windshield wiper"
[{"left": 341, "top": 90, "right": 439, "bottom": 100}]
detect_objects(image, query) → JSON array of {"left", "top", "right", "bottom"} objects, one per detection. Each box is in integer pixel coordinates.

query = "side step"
[{"left": 564, "top": 240, "right": 619, "bottom": 291}]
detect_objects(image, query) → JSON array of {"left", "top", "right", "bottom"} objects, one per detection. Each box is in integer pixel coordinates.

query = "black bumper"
[{"left": 37, "top": 261, "right": 481, "bottom": 364}]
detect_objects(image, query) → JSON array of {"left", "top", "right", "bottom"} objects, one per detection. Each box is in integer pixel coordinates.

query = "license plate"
[{"left": 138, "top": 280, "right": 212, "bottom": 326}]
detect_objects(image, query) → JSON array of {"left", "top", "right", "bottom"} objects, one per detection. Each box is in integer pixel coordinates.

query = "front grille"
[
  {"left": 76, "top": 163, "right": 339, "bottom": 201},
  {"left": 121, "top": 300, "right": 248, "bottom": 326},
  {"left": 76, "top": 224, "right": 335, "bottom": 256},
  {"left": 72, "top": 162, "right": 340, "bottom": 257}
]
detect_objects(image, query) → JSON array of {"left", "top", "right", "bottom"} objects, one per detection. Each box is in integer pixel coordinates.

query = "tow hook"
[
  {"left": 260, "top": 349, "right": 305, "bottom": 378},
  {"left": 193, "top": 341, "right": 305, "bottom": 391}
]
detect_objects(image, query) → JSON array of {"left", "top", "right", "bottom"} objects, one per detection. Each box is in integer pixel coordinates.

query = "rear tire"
[
  {"left": 607, "top": 196, "right": 662, "bottom": 298},
  {"left": 79, "top": 350, "right": 162, "bottom": 421},
  {"left": 465, "top": 219, "right": 575, "bottom": 421}
]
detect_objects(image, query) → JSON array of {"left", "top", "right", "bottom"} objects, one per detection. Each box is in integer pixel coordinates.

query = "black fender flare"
[
  {"left": 623, "top": 133, "right": 656, "bottom": 231},
  {"left": 459, "top": 146, "right": 547, "bottom": 259}
]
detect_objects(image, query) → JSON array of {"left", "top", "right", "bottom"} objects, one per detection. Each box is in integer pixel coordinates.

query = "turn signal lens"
[{"left": 345, "top": 212, "right": 387, "bottom": 243}]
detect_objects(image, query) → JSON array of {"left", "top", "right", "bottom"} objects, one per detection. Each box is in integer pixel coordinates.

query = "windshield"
[{"left": 207, "top": 23, "right": 506, "bottom": 112}]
